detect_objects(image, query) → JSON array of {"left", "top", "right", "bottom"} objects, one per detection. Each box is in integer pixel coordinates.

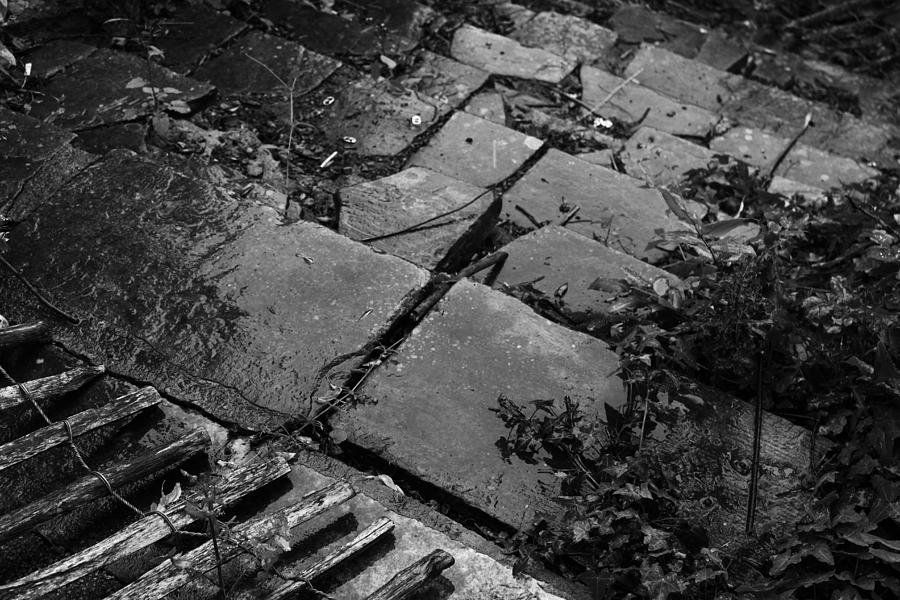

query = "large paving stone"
[
  {"left": 0, "top": 108, "right": 95, "bottom": 219},
  {"left": 150, "top": 1, "right": 247, "bottom": 73},
  {"left": 510, "top": 10, "right": 617, "bottom": 64},
  {"left": 338, "top": 167, "right": 498, "bottom": 272},
  {"left": 450, "top": 24, "right": 576, "bottom": 83},
  {"left": 580, "top": 65, "right": 719, "bottom": 137},
  {"left": 407, "top": 111, "right": 543, "bottom": 187},
  {"left": 323, "top": 76, "right": 438, "bottom": 156},
  {"left": 482, "top": 225, "right": 678, "bottom": 323},
  {"left": 619, "top": 126, "right": 723, "bottom": 188},
  {"left": 623, "top": 44, "right": 742, "bottom": 111},
  {"left": 334, "top": 279, "right": 626, "bottom": 528},
  {"left": 27, "top": 49, "right": 213, "bottom": 129},
  {"left": 193, "top": 30, "right": 340, "bottom": 96},
  {"left": 396, "top": 51, "right": 489, "bottom": 111},
  {"left": 502, "top": 148, "right": 685, "bottom": 259},
  {"left": 711, "top": 126, "right": 878, "bottom": 187},
  {"left": 0, "top": 150, "right": 429, "bottom": 431}
]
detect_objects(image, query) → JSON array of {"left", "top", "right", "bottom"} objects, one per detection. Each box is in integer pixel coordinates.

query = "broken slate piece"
[
  {"left": 580, "top": 65, "right": 719, "bottom": 137},
  {"left": 407, "top": 111, "right": 543, "bottom": 187},
  {"left": 339, "top": 167, "right": 498, "bottom": 272},
  {"left": 149, "top": 2, "right": 248, "bottom": 73},
  {"left": 0, "top": 150, "right": 429, "bottom": 431},
  {"left": 501, "top": 148, "right": 685, "bottom": 260},
  {"left": 609, "top": 5, "right": 706, "bottom": 56},
  {"left": 464, "top": 91, "right": 506, "bottom": 125},
  {"left": 768, "top": 176, "right": 826, "bottom": 203},
  {"left": 194, "top": 30, "right": 340, "bottom": 96},
  {"left": 510, "top": 11, "right": 617, "bottom": 65},
  {"left": 451, "top": 24, "right": 576, "bottom": 84},
  {"left": 620, "top": 126, "right": 724, "bottom": 188},
  {"left": 333, "top": 279, "right": 625, "bottom": 530},
  {"left": 20, "top": 40, "right": 96, "bottom": 79},
  {"left": 27, "top": 49, "right": 213, "bottom": 129},
  {"left": 396, "top": 51, "right": 489, "bottom": 112},
  {"left": 695, "top": 30, "right": 748, "bottom": 72}
]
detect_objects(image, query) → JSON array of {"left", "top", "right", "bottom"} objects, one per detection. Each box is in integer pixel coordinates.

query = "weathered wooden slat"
[
  {"left": 103, "top": 480, "right": 356, "bottom": 600},
  {"left": 364, "top": 549, "right": 455, "bottom": 600},
  {"left": 0, "top": 321, "right": 50, "bottom": 349},
  {"left": 0, "top": 457, "right": 292, "bottom": 600},
  {"left": 266, "top": 517, "right": 395, "bottom": 600},
  {"left": 0, "top": 365, "right": 106, "bottom": 412},
  {"left": 0, "top": 428, "right": 209, "bottom": 544},
  {"left": 0, "top": 387, "right": 161, "bottom": 472}
]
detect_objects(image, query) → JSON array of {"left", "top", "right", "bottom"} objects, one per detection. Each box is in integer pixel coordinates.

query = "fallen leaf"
[{"left": 125, "top": 76, "right": 147, "bottom": 89}]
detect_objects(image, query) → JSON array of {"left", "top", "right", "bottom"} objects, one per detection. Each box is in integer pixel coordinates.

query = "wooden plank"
[
  {"left": 265, "top": 517, "right": 395, "bottom": 600},
  {"left": 103, "top": 480, "right": 356, "bottom": 600},
  {"left": 0, "top": 365, "right": 106, "bottom": 411},
  {"left": 0, "top": 387, "right": 161, "bottom": 472},
  {"left": 0, "top": 321, "right": 50, "bottom": 349},
  {"left": 0, "top": 427, "right": 209, "bottom": 544},
  {"left": 0, "top": 457, "right": 292, "bottom": 600},
  {"left": 364, "top": 549, "right": 455, "bottom": 600}
]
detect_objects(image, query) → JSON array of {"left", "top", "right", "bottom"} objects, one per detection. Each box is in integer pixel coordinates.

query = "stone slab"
[
  {"left": 581, "top": 65, "right": 719, "bottom": 137},
  {"left": 407, "top": 111, "right": 543, "bottom": 187},
  {"left": 20, "top": 40, "right": 96, "bottom": 78},
  {"left": 482, "top": 225, "right": 678, "bottom": 323},
  {"left": 338, "top": 167, "right": 497, "bottom": 272},
  {"left": 620, "top": 126, "right": 723, "bottom": 188},
  {"left": 768, "top": 176, "right": 826, "bottom": 203},
  {"left": 27, "top": 49, "right": 213, "bottom": 129},
  {"left": 510, "top": 10, "right": 617, "bottom": 65},
  {"left": 711, "top": 126, "right": 878, "bottom": 188},
  {"left": 396, "top": 51, "right": 488, "bottom": 111},
  {"left": 575, "top": 149, "right": 615, "bottom": 167},
  {"left": 194, "top": 30, "right": 340, "bottom": 96},
  {"left": 150, "top": 1, "right": 248, "bottom": 73},
  {"left": 464, "top": 91, "right": 506, "bottom": 125},
  {"left": 503, "top": 148, "right": 685, "bottom": 259},
  {"left": 624, "top": 44, "right": 742, "bottom": 111},
  {"left": 334, "top": 279, "right": 626, "bottom": 528},
  {"left": 0, "top": 150, "right": 430, "bottom": 431},
  {"left": 323, "top": 77, "right": 438, "bottom": 156},
  {"left": 0, "top": 107, "right": 95, "bottom": 219},
  {"left": 608, "top": 5, "right": 706, "bottom": 56},
  {"left": 695, "top": 30, "right": 748, "bottom": 71},
  {"left": 450, "top": 24, "right": 576, "bottom": 84}
]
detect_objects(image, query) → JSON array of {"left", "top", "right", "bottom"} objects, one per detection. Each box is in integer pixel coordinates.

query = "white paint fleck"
[{"left": 523, "top": 136, "right": 542, "bottom": 150}]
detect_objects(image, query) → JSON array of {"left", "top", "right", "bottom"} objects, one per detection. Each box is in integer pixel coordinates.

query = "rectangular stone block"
[
  {"left": 510, "top": 11, "right": 617, "bottom": 65},
  {"left": 503, "top": 148, "right": 686, "bottom": 259},
  {"left": 620, "top": 126, "right": 721, "bottom": 188},
  {"left": 451, "top": 24, "right": 576, "bottom": 83},
  {"left": 407, "top": 111, "right": 543, "bottom": 187},
  {"left": 334, "top": 279, "right": 626, "bottom": 529},
  {"left": 397, "top": 51, "right": 489, "bottom": 111}
]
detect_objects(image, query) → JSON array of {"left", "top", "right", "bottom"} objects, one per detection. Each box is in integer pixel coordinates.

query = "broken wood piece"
[
  {"left": 0, "top": 321, "right": 50, "bottom": 349},
  {"left": 0, "top": 457, "right": 292, "bottom": 600},
  {"left": 0, "top": 427, "right": 209, "bottom": 544},
  {"left": 102, "top": 480, "right": 356, "bottom": 600},
  {"left": 0, "top": 365, "right": 105, "bottom": 412},
  {"left": 0, "top": 387, "right": 162, "bottom": 472},
  {"left": 364, "top": 549, "right": 455, "bottom": 600},
  {"left": 265, "top": 517, "right": 395, "bottom": 600}
]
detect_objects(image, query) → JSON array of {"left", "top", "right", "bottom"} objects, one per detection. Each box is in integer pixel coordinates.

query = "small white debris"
[
  {"left": 411, "top": 115, "right": 422, "bottom": 126},
  {"left": 323, "top": 96, "right": 335, "bottom": 106},
  {"left": 342, "top": 136, "right": 357, "bottom": 145},
  {"left": 593, "top": 116, "right": 613, "bottom": 129},
  {"left": 319, "top": 150, "right": 338, "bottom": 169},
  {"left": 24, "top": 63, "right": 32, "bottom": 77}
]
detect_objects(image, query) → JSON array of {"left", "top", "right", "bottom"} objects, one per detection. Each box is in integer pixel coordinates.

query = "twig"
[
  {"left": 767, "top": 113, "right": 812, "bottom": 181},
  {"left": 590, "top": 68, "right": 644, "bottom": 114},
  {"left": 0, "top": 254, "right": 81, "bottom": 324},
  {"left": 786, "top": 0, "right": 886, "bottom": 30},
  {"left": 745, "top": 341, "right": 769, "bottom": 535},
  {"left": 514, "top": 204, "right": 543, "bottom": 228},
  {"left": 556, "top": 205, "right": 580, "bottom": 226}
]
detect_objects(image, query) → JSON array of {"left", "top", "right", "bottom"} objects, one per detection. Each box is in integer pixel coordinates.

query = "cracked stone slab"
[
  {"left": 322, "top": 76, "right": 438, "bottom": 156},
  {"left": 480, "top": 225, "right": 678, "bottom": 324},
  {"left": 20, "top": 40, "right": 96, "bottom": 79},
  {"left": 194, "top": 30, "right": 340, "bottom": 97},
  {"left": 0, "top": 107, "right": 95, "bottom": 219},
  {"left": 711, "top": 127, "right": 878, "bottom": 188},
  {"left": 333, "top": 278, "right": 626, "bottom": 529},
  {"left": 149, "top": 1, "right": 247, "bottom": 73},
  {"left": 396, "top": 51, "right": 489, "bottom": 112},
  {"left": 581, "top": 65, "right": 719, "bottom": 137},
  {"left": 502, "top": 148, "right": 685, "bottom": 259},
  {"left": 0, "top": 150, "right": 429, "bottom": 431},
  {"left": 510, "top": 10, "right": 617, "bottom": 65},
  {"left": 450, "top": 24, "right": 576, "bottom": 83},
  {"left": 338, "top": 167, "right": 498, "bottom": 272},
  {"left": 27, "top": 49, "right": 214, "bottom": 129},
  {"left": 620, "top": 126, "right": 726, "bottom": 188},
  {"left": 464, "top": 91, "right": 506, "bottom": 124},
  {"left": 624, "top": 44, "right": 742, "bottom": 111},
  {"left": 407, "top": 111, "right": 543, "bottom": 187}
]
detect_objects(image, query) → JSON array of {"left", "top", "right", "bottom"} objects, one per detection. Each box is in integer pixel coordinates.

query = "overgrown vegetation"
[{"left": 494, "top": 162, "right": 900, "bottom": 598}]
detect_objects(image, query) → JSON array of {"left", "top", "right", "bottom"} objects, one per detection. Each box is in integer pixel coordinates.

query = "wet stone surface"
[
  {"left": 334, "top": 278, "right": 626, "bottom": 529},
  {"left": 580, "top": 65, "right": 719, "bottom": 137},
  {"left": 0, "top": 150, "right": 429, "bottom": 431},
  {"left": 502, "top": 148, "right": 684, "bottom": 260},
  {"left": 407, "top": 111, "right": 543, "bottom": 187},
  {"left": 620, "top": 126, "right": 724, "bottom": 188},
  {"left": 27, "top": 49, "right": 214, "bottom": 129},
  {"left": 149, "top": 1, "right": 247, "bottom": 73},
  {"left": 339, "top": 167, "right": 497, "bottom": 272},
  {"left": 451, "top": 24, "right": 576, "bottom": 84},
  {"left": 194, "top": 30, "right": 340, "bottom": 97},
  {"left": 510, "top": 10, "right": 617, "bottom": 65}
]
